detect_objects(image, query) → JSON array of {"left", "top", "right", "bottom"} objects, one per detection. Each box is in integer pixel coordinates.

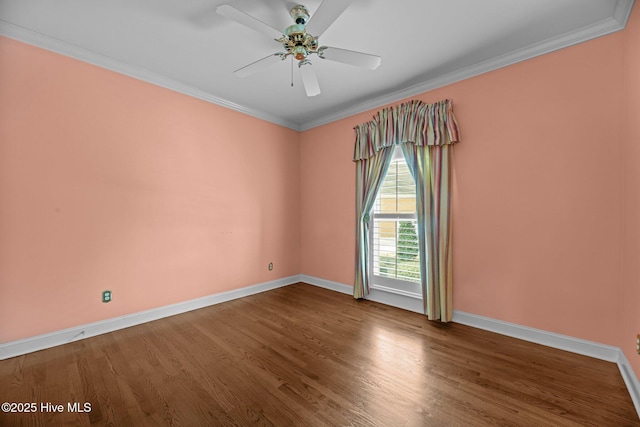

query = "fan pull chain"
[{"left": 291, "top": 56, "right": 294, "bottom": 87}]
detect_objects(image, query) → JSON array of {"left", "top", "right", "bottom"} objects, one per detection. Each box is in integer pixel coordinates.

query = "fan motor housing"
[
  {"left": 285, "top": 23, "right": 306, "bottom": 36},
  {"left": 282, "top": 5, "right": 317, "bottom": 61}
]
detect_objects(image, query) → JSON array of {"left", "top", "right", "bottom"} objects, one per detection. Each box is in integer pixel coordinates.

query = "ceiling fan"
[{"left": 216, "top": 1, "right": 382, "bottom": 97}]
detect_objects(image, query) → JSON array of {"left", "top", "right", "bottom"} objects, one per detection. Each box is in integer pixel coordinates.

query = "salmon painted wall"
[
  {"left": 301, "top": 32, "right": 625, "bottom": 347},
  {"left": 0, "top": 37, "right": 301, "bottom": 343},
  {"left": 1, "top": 7, "right": 637, "bottom": 375},
  {"left": 623, "top": 5, "right": 640, "bottom": 378}
]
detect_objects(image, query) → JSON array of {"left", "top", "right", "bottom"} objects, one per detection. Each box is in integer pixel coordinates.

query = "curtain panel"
[{"left": 353, "top": 99, "right": 460, "bottom": 321}]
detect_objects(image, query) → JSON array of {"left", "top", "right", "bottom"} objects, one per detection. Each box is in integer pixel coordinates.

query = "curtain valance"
[{"left": 353, "top": 99, "right": 460, "bottom": 161}]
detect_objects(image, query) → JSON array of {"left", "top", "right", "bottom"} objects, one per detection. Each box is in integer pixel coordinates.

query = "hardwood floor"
[{"left": 1, "top": 282, "right": 638, "bottom": 426}]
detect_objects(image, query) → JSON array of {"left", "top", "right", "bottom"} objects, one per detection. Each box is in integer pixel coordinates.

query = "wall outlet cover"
[{"left": 102, "top": 290, "right": 112, "bottom": 303}]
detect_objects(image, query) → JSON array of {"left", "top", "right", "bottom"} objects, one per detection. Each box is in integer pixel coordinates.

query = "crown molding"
[
  {"left": 615, "top": 0, "right": 636, "bottom": 26},
  {"left": 0, "top": 0, "right": 634, "bottom": 132},
  {"left": 299, "top": 0, "right": 635, "bottom": 130},
  {"left": 0, "top": 20, "right": 303, "bottom": 131}
]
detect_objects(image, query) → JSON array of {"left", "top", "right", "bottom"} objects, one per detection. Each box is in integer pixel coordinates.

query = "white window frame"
[{"left": 368, "top": 146, "right": 422, "bottom": 299}]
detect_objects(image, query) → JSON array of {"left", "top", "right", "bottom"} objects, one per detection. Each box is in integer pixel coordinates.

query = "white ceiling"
[{"left": 0, "top": 0, "right": 634, "bottom": 130}]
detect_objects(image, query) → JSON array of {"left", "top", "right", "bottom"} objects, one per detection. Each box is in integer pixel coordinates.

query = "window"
[{"left": 369, "top": 146, "right": 421, "bottom": 298}]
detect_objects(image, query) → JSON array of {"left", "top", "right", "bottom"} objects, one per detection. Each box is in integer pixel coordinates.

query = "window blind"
[{"left": 371, "top": 148, "right": 421, "bottom": 287}]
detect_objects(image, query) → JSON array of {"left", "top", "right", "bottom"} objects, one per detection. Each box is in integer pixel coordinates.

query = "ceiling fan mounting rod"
[{"left": 290, "top": 4, "right": 310, "bottom": 24}]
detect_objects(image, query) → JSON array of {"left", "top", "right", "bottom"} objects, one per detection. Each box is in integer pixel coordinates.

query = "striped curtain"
[
  {"left": 353, "top": 146, "right": 395, "bottom": 299},
  {"left": 353, "top": 99, "right": 460, "bottom": 321}
]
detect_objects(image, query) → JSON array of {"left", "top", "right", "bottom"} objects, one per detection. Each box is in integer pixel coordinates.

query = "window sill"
[
  {"left": 370, "top": 284, "right": 422, "bottom": 300},
  {"left": 365, "top": 286, "right": 424, "bottom": 314}
]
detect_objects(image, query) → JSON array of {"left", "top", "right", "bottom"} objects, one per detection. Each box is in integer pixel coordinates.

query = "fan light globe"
[{"left": 294, "top": 46, "right": 307, "bottom": 60}]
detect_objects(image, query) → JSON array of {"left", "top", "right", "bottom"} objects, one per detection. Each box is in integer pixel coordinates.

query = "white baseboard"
[
  {"left": 0, "top": 275, "right": 300, "bottom": 360},
  {"left": 299, "top": 274, "right": 424, "bottom": 313},
  {"left": 617, "top": 349, "right": 640, "bottom": 416},
  {"left": 301, "top": 274, "right": 640, "bottom": 418},
  {"left": 454, "top": 311, "right": 640, "bottom": 417},
  {"left": 452, "top": 311, "right": 621, "bottom": 362},
  {"left": 299, "top": 275, "right": 352, "bottom": 295},
  {"left": 3, "top": 273, "right": 639, "bottom": 418}
]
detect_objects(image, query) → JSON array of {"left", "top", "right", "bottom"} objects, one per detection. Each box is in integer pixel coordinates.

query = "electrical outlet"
[
  {"left": 268, "top": 262, "right": 273, "bottom": 271},
  {"left": 637, "top": 334, "right": 640, "bottom": 354},
  {"left": 102, "top": 290, "right": 112, "bottom": 303}
]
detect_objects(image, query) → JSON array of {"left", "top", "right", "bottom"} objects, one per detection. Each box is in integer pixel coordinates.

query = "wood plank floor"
[{"left": 1, "top": 282, "right": 638, "bottom": 426}]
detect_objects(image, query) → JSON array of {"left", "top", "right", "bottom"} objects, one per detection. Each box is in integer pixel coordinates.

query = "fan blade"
[
  {"left": 234, "top": 54, "right": 284, "bottom": 78},
  {"left": 298, "top": 61, "right": 321, "bottom": 97},
  {"left": 217, "top": 4, "right": 283, "bottom": 40},
  {"left": 306, "top": 0, "right": 354, "bottom": 37},
  {"left": 318, "top": 46, "right": 381, "bottom": 70}
]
